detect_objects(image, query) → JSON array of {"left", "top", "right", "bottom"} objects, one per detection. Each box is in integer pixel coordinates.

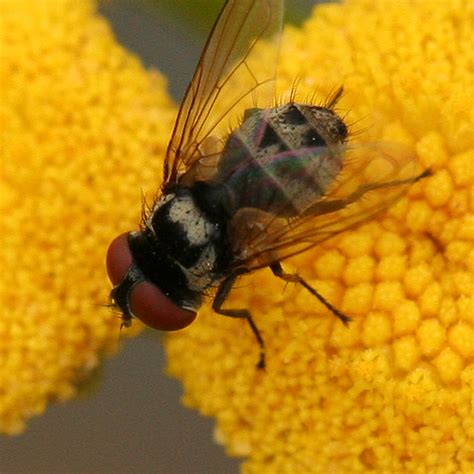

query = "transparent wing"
[
  {"left": 163, "top": 0, "right": 283, "bottom": 186},
  {"left": 228, "top": 142, "right": 430, "bottom": 270}
]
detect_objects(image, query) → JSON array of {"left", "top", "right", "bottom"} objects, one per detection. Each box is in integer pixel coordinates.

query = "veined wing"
[
  {"left": 163, "top": 0, "right": 284, "bottom": 187},
  {"left": 228, "top": 142, "right": 431, "bottom": 269}
]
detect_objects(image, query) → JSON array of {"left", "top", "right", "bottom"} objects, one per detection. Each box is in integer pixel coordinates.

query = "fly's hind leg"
[
  {"left": 270, "top": 262, "right": 351, "bottom": 325},
  {"left": 213, "top": 269, "right": 266, "bottom": 369}
]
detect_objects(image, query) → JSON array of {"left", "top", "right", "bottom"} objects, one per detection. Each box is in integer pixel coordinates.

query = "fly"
[{"left": 106, "top": 0, "right": 430, "bottom": 369}]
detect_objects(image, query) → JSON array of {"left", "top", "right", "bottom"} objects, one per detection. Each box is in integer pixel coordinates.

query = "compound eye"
[
  {"left": 129, "top": 281, "right": 197, "bottom": 331},
  {"left": 106, "top": 233, "right": 196, "bottom": 331},
  {"left": 106, "top": 233, "right": 133, "bottom": 286}
]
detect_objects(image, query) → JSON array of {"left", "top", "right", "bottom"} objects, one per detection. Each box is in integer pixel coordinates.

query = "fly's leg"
[
  {"left": 213, "top": 269, "right": 266, "bottom": 369},
  {"left": 270, "top": 262, "right": 351, "bottom": 325}
]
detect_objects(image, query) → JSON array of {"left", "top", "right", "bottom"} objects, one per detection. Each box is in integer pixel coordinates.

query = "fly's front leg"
[
  {"left": 213, "top": 269, "right": 266, "bottom": 369},
  {"left": 270, "top": 262, "right": 351, "bottom": 325}
]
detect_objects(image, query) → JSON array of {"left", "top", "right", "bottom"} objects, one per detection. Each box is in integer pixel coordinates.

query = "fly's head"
[{"left": 106, "top": 232, "right": 197, "bottom": 332}]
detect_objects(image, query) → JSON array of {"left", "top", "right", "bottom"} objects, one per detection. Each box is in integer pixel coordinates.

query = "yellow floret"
[
  {"left": 417, "top": 318, "right": 447, "bottom": 357},
  {"left": 392, "top": 300, "right": 421, "bottom": 336},
  {"left": 376, "top": 253, "right": 407, "bottom": 281},
  {"left": 393, "top": 335, "right": 420, "bottom": 372},
  {"left": 343, "top": 255, "right": 375, "bottom": 285}
]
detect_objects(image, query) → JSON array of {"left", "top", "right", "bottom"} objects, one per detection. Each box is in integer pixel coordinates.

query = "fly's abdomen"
[{"left": 217, "top": 103, "right": 348, "bottom": 217}]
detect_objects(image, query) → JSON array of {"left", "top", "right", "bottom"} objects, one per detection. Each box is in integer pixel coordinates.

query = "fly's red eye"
[
  {"left": 106, "top": 233, "right": 196, "bottom": 331},
  {"left": 106, "top": 233, "right": 133, "bottom": 286},
  {"left": 129, "top": 281, "right": 197, "bottom": 331}
]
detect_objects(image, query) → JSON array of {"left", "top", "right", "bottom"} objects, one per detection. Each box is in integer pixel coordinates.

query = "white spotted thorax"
[
  {"left": 167, "top": 195, "right": 216, "bottom": 247},
  {"left": 106, "top": 0, "right": 431, "bottom": 369},
  {"left": 148, "top": 192, "right": 219, "bottom": 297}
]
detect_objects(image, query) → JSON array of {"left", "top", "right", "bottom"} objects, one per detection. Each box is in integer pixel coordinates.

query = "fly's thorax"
[
  {"left": 148, "top": 190, "right": 217, "bottom": 249},
  {"left": 217, "top": 103, "right": 348, "bottom": 217},
  {"left": 131, "top": 188, "right": 230, "bottom": 308}
]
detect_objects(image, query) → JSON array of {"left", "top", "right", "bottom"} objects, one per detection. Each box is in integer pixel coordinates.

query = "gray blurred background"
[{"left": 1, "top": 1, "right": 323, "bottom": 472}]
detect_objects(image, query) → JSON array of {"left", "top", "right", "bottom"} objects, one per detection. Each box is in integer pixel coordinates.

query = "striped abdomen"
[{"left": 217, "top": 103, "right": 348, "bottom": 217}]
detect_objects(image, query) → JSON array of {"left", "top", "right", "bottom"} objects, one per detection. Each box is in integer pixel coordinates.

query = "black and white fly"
[{"left": 106, "top": 0, "right": 430, "bottom": 368}]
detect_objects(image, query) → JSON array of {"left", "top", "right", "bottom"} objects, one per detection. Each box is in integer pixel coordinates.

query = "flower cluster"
[
  {"left": 165, "top": 0, "right": 473, "bottom": 471},
  {"left": 1, "top": 0, "right": 472, "bottom": 471},
  {"left": 1, "top": 0, "right": 174, "bottom": 434}
]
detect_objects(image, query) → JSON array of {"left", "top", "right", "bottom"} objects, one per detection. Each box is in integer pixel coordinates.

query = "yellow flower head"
[
  {"left": 1, "top": 0, "right": 175, "bottom": 433},
  {"left": 163, "top": 0, "right": 474, "bottom": 472},
  {"left": 1, "top": 0, "right": 473, "bottom": 472}
]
